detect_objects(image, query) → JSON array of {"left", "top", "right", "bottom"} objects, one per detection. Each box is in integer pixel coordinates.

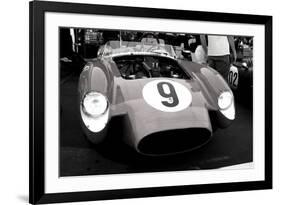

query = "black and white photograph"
[
  {"left": 0, "top": 0, "right": 278, "bottom": 204},
  {"left": 28, "top": 1, "right": 272, "bottom": 204},
  {"left": 59, "top": 28, "right": 253, "bottom": 176}
]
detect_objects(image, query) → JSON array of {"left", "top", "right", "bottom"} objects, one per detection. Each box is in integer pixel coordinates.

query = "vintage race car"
[
  {"left": 228, "top": 46, "right": 253, "bottom": 103},
  {"left": 228, "top": 60, "right": 253, "bottom": 93},
  {"left": 78, "top": 41, "right": 235, "bottom": 156}
]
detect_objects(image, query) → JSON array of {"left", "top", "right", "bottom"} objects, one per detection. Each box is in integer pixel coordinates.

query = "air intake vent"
[{"left": 137, "top": 128, "right": 211, "bottom": 156}]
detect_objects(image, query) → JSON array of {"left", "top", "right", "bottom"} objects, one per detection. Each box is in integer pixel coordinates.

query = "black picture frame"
[{"left": 29, "top": 0, "right": 272, "bottom": 204}]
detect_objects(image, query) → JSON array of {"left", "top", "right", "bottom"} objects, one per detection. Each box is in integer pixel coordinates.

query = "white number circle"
[
  {"left": 142, "top": 79, "right": 192, "bottom": 112},
  {"left": 228, "top": 65, "right": 239, "bottom": 89}
]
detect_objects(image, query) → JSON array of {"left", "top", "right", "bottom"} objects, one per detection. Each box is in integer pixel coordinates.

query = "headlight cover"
[
  {"left": 82, "top": 92, "right": 108, "bottom": 117},
  {"left": 218, "top": 91, "right": 233, "bottom": 110},
  {"left": 218, "top": 91, "right": 235, "bottom": 120},
  {"left": 81, "top": 92, "right": 109, "bottom": 132}
]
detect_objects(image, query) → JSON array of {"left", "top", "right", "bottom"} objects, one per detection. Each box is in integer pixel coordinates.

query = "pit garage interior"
[{"left": 59, "top": 28, "right": 253, "bottom": 176}]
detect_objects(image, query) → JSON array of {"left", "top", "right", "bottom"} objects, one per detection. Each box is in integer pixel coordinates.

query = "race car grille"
[{"left": 137, "top": 128, "right": 211, "bottom": 156}]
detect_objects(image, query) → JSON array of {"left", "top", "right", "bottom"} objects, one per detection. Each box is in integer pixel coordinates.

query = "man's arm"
[
  {"left": 200, "top": 35, "right": 208, "bottom": 54},
  {"left": 227, "top": 36, "right": 237, "bottom": 62}
]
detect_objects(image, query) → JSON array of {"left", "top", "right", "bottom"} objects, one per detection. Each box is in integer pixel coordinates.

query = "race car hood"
[{"left": 111, "top": 78, "right": 213, "bottom": 156}]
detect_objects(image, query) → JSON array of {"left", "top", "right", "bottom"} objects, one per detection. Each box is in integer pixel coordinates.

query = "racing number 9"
[{"left": 157, "top": 82, "right": 179, "bottom": 107}]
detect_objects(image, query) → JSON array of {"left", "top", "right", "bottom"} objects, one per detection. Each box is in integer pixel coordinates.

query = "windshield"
[{"left": 100, "top": 41, "right": 177, "bottom": 58}]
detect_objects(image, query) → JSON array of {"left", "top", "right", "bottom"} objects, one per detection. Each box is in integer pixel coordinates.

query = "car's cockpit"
[{"left": 113, "top": 55, "right": 190, "bottom": 80}]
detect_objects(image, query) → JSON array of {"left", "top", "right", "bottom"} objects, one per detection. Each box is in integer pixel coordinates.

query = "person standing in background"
[
  {"left": 200, "top": 35, "right": 237, "bottom": 80},
  {"left": 185, "top": 34, "right": 205, "bottom": 64}
]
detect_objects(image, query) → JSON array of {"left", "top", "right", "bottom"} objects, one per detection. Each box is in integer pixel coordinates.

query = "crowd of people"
[{"left": 60, "top": 28, "right": 252, "bottom": 80}]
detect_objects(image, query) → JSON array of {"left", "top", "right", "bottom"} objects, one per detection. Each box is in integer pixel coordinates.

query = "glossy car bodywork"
[{"left": 78, "top": 41, "right": 235, "bottom": 156}]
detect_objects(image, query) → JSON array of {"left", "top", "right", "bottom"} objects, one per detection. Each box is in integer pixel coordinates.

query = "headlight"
[
  {"left": 82, "top": 92, "right": 108, "bottom": 117},
  {"left": 218, "top": 91, "right": 233, "bottom": 110},
  {"left": 80, "top": 91, "right": 110, "bottom": 133},
  {"left": 218, "top": 91, "right": 235, "bottom": 120}
]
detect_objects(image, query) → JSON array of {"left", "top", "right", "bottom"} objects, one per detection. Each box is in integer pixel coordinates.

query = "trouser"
[{"left": 208, "top": 55, "right": 230, "bottom": 80}]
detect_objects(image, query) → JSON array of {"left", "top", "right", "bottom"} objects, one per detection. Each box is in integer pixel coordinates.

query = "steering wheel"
[{"left": 121, "top": 61, "right": 150, "bottom": 79}]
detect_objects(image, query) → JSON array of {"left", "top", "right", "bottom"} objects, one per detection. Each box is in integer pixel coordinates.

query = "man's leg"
[
  {"left": 218, "top": 55, "right": 230, "bottom": 80},
  {"left": 207, "top": 56, "right": 215, "bottom": 68},
  {"left": 211, "top": 55, "right": 230, "bottom": 80}
]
